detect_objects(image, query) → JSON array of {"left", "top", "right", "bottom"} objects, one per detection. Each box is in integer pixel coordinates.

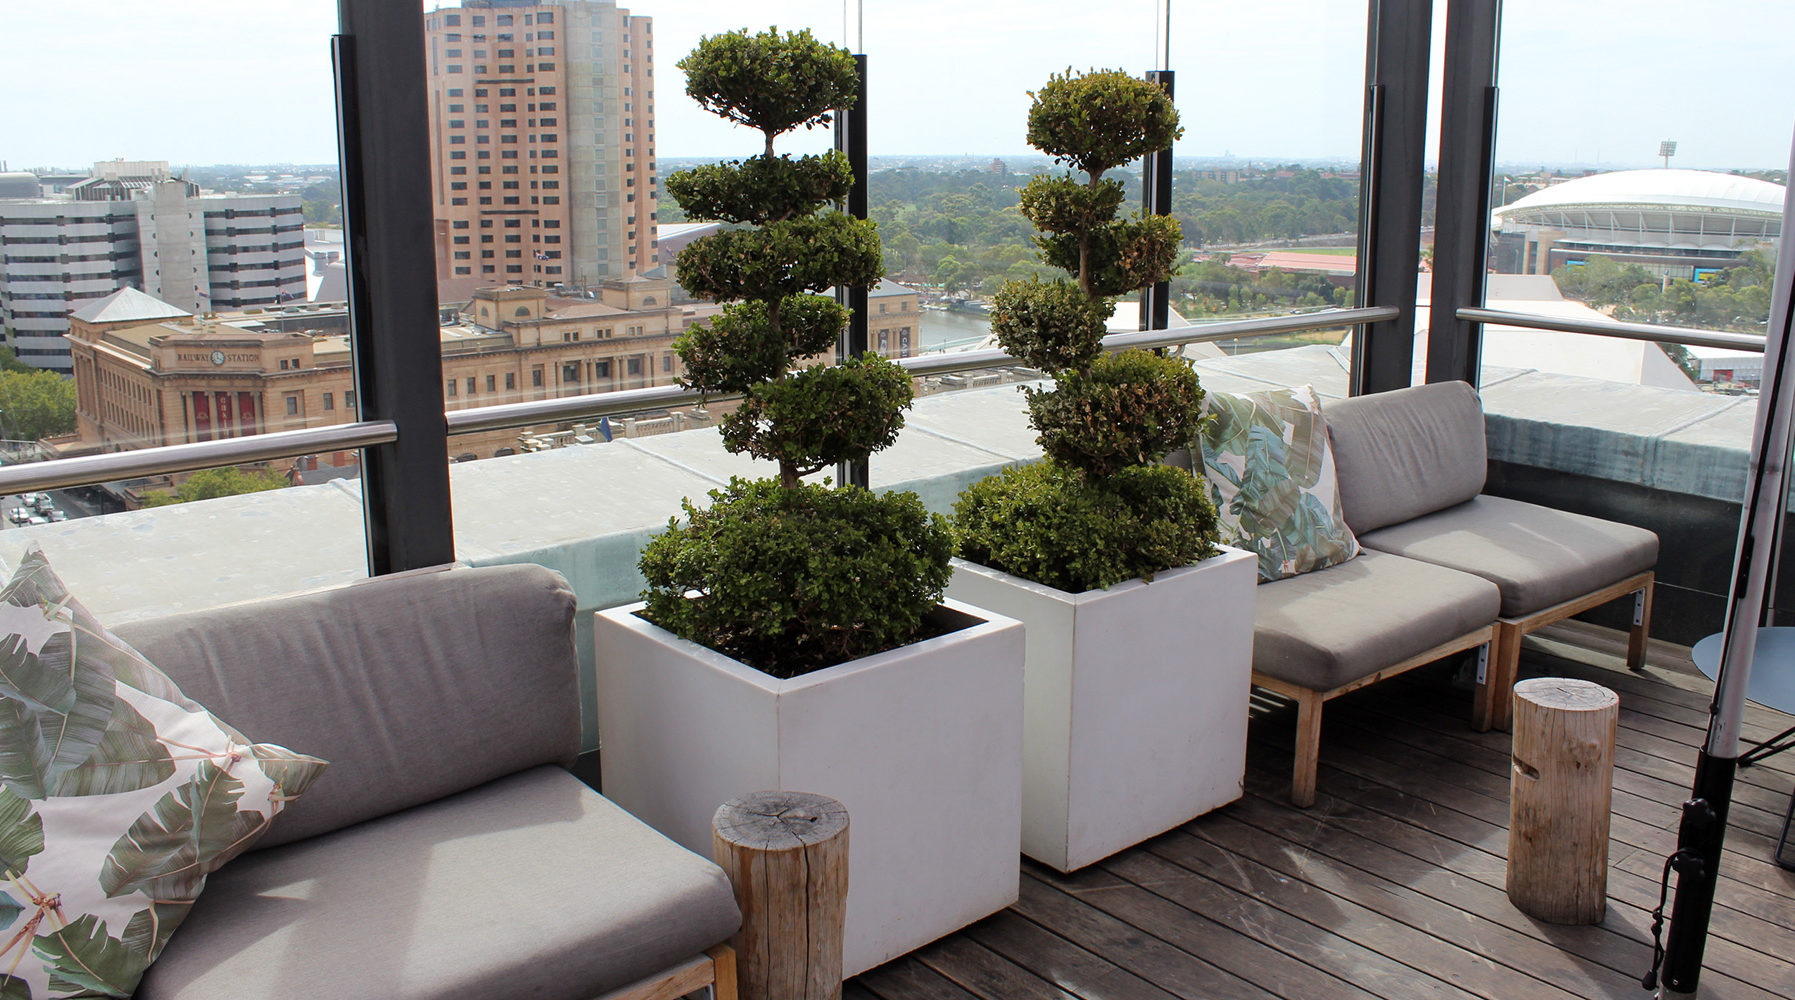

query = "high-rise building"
[
  {"left": 423, "top": 0, "right": 657, "bottom": 303},
  {"left": 0, "top": 160, "right": 306, "bottom": 373}
]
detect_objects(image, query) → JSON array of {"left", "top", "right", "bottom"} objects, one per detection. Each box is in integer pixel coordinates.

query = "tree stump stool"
[
  {"left": 1506, "top": 678, "right": 1618, "bottom": 924},
  {"left": 712, "top": 791, "right": 850, "bottom": 1000}
]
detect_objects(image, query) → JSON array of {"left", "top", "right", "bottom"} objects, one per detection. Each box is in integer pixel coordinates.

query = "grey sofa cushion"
[
  {"left": 1254, "top": 551, "right": 1501, "bottom": 692},
  {"left": 114, "top": 563, "right": 581, "bottom": 848},
  {"left": 1324, "top": 381, "right": 1487, "bottom": 535},
  {"left": 1358, "top": 494, "right": 1660, "bottom": 618},
  {"left": 134, "top": 766, "right": 742, "bottom": 1000}
]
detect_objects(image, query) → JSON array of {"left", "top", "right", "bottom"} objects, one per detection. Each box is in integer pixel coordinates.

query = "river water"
[{"left": 917, "top": 307, "right": 993, "bottom": 354}]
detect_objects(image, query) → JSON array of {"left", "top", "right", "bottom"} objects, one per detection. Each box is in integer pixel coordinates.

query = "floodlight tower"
[{"left": 1661, "top": 140, "right": 1679, "bottom": 168}]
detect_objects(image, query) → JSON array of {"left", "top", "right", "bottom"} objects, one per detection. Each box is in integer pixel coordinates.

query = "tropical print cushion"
[
  {"left": 1199, "top": 384, "right": 1360, "bottom": 582},
  {"left": 0, "top": 546, "right": 326, "bottom": 999}
]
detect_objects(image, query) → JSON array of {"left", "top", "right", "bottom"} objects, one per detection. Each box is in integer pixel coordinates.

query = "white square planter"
[
  {"left": 946, "top": 546, "right": 1256, "bottom": 872},
  {"left": 595, "top": 599, "right": 1024, "bottom": 978}
]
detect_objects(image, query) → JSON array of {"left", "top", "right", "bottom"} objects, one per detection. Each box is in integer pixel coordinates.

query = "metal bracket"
[
  {"left": 1475, "top": 644, "right": 1490, "bottom": 685},
  {"left": 1634, "top": 589, "right": 1648, "bottom": 626}
]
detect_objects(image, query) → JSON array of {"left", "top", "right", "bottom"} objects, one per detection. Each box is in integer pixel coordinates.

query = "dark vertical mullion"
[
  {"left": 1427, "top": 0, "right": 1501, "bottom": 386},
  {"left": 836, "top": 53, "right": 871, "bottom": 491},
  {"left": 1352, "top": 0, "right": 1434, "bottom": 396},
  {"left": 336, "top": 0, "right": 454, "bottom": 573},
  {"left": 1141, "top": 70, "right": 1175, "bottom": 334}
]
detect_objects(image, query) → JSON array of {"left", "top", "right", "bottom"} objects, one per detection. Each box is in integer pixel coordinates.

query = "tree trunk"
[
  {"left": 1506, "top": 678, "right": 1618, "bottom": 924},
  {"left": 713, "top": 791, "right": 850, "bottom": 1000}
]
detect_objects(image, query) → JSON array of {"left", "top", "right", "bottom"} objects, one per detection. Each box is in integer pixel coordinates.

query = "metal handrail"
[
  {"left": 0, "top": 421, "right": 398, "bottom": 496},
  {"left": 1457, "top": 307, "right": 1767, "bottom": 354},
  {"left": 0, "top": 305, "right": 1392, "bottom": 495},
  {"left": 446, "top": 306, "right": 1395, "bottom": 435}
]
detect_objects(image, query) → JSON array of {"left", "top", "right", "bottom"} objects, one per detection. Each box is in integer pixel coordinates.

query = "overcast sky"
[{"left": 1, "top": 0, "right": 1790, "bottom": 172}]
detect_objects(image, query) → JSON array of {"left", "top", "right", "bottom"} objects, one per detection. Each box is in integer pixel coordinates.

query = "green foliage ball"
[
  {"left": 678, "top": 28, "right": 859, "bottom": 144},
  {"left": 1037, "top": 212, "right": 1184, "bottom": 297},
  {"left": 641, "top": 479, "right": 955, "bottom": 677},
  {"left": 1017, "top": 174, "right": 1126, "bottom": 235},
  {"left": 988, "top": 278, "right": 1111, "bottom": 373},
  {"left": 676, "top": 295, "right": 848, "bottom": 394},
  {"left": 719, "top": 354, "right": 914, "bottom": 473},
  {"left": 1025, "top": 349, "right": 1208, "bottom": 478},
  {"left": 1026, "top": 69, "right": 1183, "bottom": 179},
  {"left": 955, "top": 462, "right": 1220, "bottom": 594},
  {"left": 665, "top": 152, "right": 854, "bottom": 225},
  {"left": 675, "top": 213, "right": 882, "bottom": 305}
]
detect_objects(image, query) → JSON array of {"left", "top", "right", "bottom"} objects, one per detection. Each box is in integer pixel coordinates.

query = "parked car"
[
  {"left": 6, "top": 508, "right": 26, "bottom": 525},
  {"left": 30, "top": 495, "right": 56, "bottom": 513},
  {"left": 46, "top": 510, "right": 67, "bottom": 522},
  {"left": 25, "top": 515, "right": 47, "bottom": 526}
]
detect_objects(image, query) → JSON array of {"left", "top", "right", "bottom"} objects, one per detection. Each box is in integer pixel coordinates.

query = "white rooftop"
[{"left": 68, "top": 286, "right": 192, "bottom": 325}]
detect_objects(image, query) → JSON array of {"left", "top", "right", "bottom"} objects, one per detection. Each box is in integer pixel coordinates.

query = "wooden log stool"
[
  {"left": 1506, "top": 678, "right": 1619, "bottom": 924},
  {"left": 712, "top": 791, "right": 850, "bottom": 1000}
]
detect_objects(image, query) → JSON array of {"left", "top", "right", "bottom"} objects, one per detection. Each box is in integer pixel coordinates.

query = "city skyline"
[{"left": 1, "top": 1, "right": 1792, "bottom": 171}]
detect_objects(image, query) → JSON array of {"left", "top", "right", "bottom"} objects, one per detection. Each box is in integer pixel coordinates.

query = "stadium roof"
[{"left": 1494, "top": 169, "right": 1784, "bottom": 226}]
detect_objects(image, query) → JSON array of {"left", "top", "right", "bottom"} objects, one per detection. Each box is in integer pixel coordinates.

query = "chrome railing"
[
  {"left": 0, "top": 306, "right": 1393, "bottom": 496},
  {"left": 1457, "top": 307, "right": 1767, "bottom": 353},
  {"left": 0, "top": 422, "right": 399, "bottom": 496}
]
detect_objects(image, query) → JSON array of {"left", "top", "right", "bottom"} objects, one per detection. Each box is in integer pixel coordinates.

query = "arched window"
[{"left": 514, "top": 306, "right": 530, "bottom": 317}]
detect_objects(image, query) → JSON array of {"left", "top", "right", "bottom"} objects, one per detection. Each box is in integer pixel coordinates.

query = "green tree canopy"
[
  {"left": 140, "top": 466, "right": 290, "bottom": 507},
  {"left": 0, "top": 369, "right": 76, "bottom": 441}
]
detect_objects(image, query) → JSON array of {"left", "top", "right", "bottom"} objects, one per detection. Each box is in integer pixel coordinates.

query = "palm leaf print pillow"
[
  {"left": 1199, "top": 385, "right": 1360, "bottom": 582},
  {"left": 0, "top": 545, "right": 326, "bottom": 998}
]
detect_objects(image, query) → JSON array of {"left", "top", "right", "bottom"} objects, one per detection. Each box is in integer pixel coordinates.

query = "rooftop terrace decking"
[{"left": 846, "top": 627, "right": 1795, "bottom": 1000}]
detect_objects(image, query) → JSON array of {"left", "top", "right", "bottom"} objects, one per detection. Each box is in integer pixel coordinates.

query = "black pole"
[
  {"left": 335, "top": 1, "right": 455, "bottom": 574},
  {"left": 835, "top": 53, "right": 870, "bottom": 491},
  {"left": 1141, "top": 70, "right": 1174, "bottom": 334},
  {"left": 1352, "top": 0, "right": 1433, "bottom": 396},
  {"left": 1425, "top": 0, "right": 1499, "bottom": 386},
  {"left": 1657, "top": 128, "right": 1795, "bottom": 993}
]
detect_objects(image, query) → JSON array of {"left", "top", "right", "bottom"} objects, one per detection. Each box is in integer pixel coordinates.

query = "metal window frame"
[
  {"left": 336, "top": 0, "right": 455, "bottom": 574},
  {"left": 1353, "top": 0, "right": 1435, "bottom": 395},
  {"left": 1426, "top": 0, "right": 1501, "bottom": 386}
]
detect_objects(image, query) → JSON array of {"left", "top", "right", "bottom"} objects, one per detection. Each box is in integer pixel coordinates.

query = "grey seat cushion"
[
  {"left": 114, "top": 563, "right": 581, "bottom": 848},
  {"left": 1324, "top": 381, "right": 1487, "bottom": 535},
  {"left": 1255, "top": 550, "right": 1501, "bottom": 692},
  {"left": 135, "top": 766, "right": 742, "bottom": 1000},
  {"left": 1357, "top": 494, "right": 1659, "bottom": 618}
]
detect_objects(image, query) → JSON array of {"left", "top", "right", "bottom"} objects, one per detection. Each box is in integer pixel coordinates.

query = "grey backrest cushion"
[
  {"left": 1323, "top": 380, "right": 1488, "bottom": 535},
  {"left": 114, "top": 563, "right": 581, "bottom": 849}
]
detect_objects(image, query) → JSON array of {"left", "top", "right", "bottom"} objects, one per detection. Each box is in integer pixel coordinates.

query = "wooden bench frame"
[
  {"left": 1477, "top": 571, "right": 1655, "bottom": 732},
  {"left": 597, "top": 945, "right": 738, "bottom": 1000},
  {"left": 1253, "top": 624, "right": 1498, "bottom": 808}
]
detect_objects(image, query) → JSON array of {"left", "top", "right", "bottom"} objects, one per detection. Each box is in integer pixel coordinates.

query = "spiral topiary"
[
  {"left": 953, "top": 68, "right": 1221, "bottom": 592},
  {"left": 639, "top": 28, "right": 953, "bottom": 676}
]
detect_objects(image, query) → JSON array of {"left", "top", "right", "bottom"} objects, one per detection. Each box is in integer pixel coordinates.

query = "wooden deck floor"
[{"left": 845, "top": 627, "right": 1795, "bottom": 1000}]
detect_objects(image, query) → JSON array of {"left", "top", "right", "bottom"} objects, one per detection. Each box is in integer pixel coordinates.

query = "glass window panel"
[{"left": 0, "top": 2, "right": 368, "bottom": 615}]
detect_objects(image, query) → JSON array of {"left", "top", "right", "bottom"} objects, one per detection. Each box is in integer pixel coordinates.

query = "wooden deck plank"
[
  {"left": 1040, "top": 859, "right": 1385, "bottom": 1000},
  {"left": 846, "top": 644, "right": 1795, "bottom": 1000},
  {"left": 908, "top": 936, "right": 1078, "bottom": 1000},
  {"left": 1261, "top": 701, "right": 1795, "bottom": 901},
  {"left": 1010, "top": 874, "right": 1280, "bottom": 1000},
  {"left": 1107, "top": 840, "right": 1481, "bottom": 1000},
  {"left": 1332, "top": 684, "right": 1795, "bottom": 864},
  {"left": 962, "top": 909, "right": 1184, "bottom": 1000},
  {"left": 1221, "top": 774, "right": 1791, "bottom": 998},
  {"left": 854, "top": 956, "right": 981, "bottom": 1000},
  {"left": 1236, "top": 740, "right": 1795, "bottom": 968}
]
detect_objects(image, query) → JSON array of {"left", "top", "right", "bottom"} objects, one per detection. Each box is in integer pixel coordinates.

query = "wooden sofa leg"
[
  {"left": 1472, "top": 639, "right": 1498, "bottom": 734},
  {"left": 1627, "top": 579, "right": 1654, "bottom": 672},
  {"left": 1491, "top": 623, "right": 1523, "bottom": 732},
  {"left": 707, "top": 945, "right": 738, "bottom": 1000},
  {"left": 1292, "top": 690, "right": 1323, "bottom": 808}
]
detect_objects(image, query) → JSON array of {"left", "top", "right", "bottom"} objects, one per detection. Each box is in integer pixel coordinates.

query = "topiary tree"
[
  {"left": 638, "top": 28, "right": 953, "bottom": 678},
  {"left": 954, "top": 69, "right": 1220, "bottom": 593}
]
